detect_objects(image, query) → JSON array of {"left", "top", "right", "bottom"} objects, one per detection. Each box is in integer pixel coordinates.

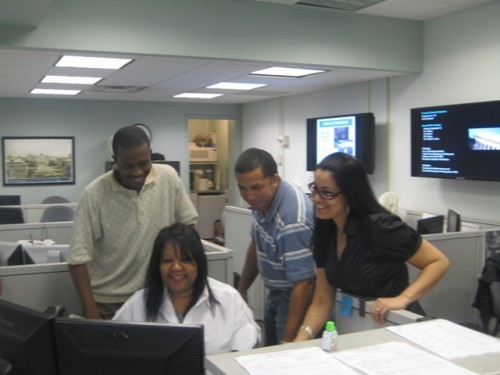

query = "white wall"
[
  {"left": 241, "top": 80, "right": 390, "bottom": 196},
  {"left": 240, "top": 1, "right": 500, "bottom": 224},
  {"left": 0, "top": 98, "right": 240, "bottom": 204}
]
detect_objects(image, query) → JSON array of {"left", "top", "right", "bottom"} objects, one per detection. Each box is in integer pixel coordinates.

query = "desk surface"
[{"left": 205, "top": 326, "right": 500, "bottom": 375}]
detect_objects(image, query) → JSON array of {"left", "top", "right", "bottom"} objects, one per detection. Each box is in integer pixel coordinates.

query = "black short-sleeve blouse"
[{"left": 316, "top": 213, "right": 422, "bottom": 299}]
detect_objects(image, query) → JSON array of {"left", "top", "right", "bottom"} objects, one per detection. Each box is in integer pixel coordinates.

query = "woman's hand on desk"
[{"left": 370, "top": 296, "right": 409, "bottom": 324}]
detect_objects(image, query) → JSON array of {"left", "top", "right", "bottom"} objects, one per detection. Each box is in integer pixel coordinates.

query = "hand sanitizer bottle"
[{"left": 321, "top": 321, "right": 338, "bottom": 351}]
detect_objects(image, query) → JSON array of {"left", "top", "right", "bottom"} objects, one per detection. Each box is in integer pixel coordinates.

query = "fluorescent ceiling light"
[
  {"left": 207, "top": 82, "right": 267, "bottom": 90},
  {"left": 30, "top": 88, "right": 81, "bottom": 96},
  {"left": 42, "top": 75, "right": 102, "bottom": 85},
  {"left": 251, "top": 67, "right": 326, "bottom": 77},
  {"left": 173, "top": 93, "right": 223, "bottom": 99},
  {"left": 56, "top": 55, "right": 132, "bottom": 69}
]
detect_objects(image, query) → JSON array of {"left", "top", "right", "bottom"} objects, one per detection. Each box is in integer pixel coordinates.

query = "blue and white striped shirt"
[{"left": 251, "top": 179, "right": 316, "bottom": 290}]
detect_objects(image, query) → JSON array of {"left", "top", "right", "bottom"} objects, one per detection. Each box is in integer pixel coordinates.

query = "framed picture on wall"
[{"left": 2, "top": 137, "right": 75, "bottom": 186}]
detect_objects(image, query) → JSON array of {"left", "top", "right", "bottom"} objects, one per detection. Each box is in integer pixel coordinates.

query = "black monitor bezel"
[
  {"left": 306, "top": 112, "right": 375, "bottom": 174},
  {"left": 0, "top": 299, "right": 59, "bottom": 375},
  {"left": 410, "top": 100, "right": 500, "bottom": 182},
  {"left": 446, "top": 209, "right": 462, "bottom": 233},
  {"left": 417, "top": 215, "right": 445, "bottom": 235},
  {"left": 0, "top": 195, "right": 21, "bottom": 206},
  {"left": 55, "top": 318, "right": 205, "bottom": 375}
]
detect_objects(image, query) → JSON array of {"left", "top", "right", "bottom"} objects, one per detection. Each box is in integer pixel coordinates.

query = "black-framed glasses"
[{"left": 308, "top": 182, "right": 343, "bottom": 200}]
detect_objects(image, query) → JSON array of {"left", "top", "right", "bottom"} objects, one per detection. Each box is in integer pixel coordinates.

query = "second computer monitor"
[
  {"left": 0, "top": 299, "right": 59, "bottom": 375},
  {"left": 417, "top": 215, "right": 445, "bottom": 235},
  {"left": 55, "top": 318, "right": 205, "bottom": 375},
  {"left": 446, "top": 209, "right": 462, "bottom": 232}
]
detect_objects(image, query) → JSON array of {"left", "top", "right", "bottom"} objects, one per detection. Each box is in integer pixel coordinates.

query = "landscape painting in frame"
[{"left": 2, "top": 137, "right": 75, "bottom": 185}]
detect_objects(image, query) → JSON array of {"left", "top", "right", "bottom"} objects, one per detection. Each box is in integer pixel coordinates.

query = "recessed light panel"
[
  {"left": 30, "top": 88, "right": 81, "bottom": 95},
  {"left": 298, "top": 0, "right": 384, "bottom": 12},
  {"left": 251, "top": 67, "right": 326, "bottom": 77},
  {"left": 56, "top": 55, "right": 132, "bottom": 69},
  {"left": 42, "top": 75, "right": 102, "bottom": 85},
  {"left": 207, "top": 82, "right": 268, "bottom": 90},
  {"left": 174, "top": 93, "right": 224, "bottom": 99}
]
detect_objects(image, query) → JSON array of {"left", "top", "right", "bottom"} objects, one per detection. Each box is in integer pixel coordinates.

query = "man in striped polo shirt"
[{"left": 235, "top": 148, "right": 316, "bottom": 346}]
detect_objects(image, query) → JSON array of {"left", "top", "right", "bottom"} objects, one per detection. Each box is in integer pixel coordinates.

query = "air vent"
[
  {"left": 297, "top": 0, "right": 384, "bottom": 11},
  {"left": 89, "top": 85, "right": 147, "bottom": 93}
]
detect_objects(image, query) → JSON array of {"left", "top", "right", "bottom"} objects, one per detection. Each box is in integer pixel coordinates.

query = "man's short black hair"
[
  {"left": 112, "top": 125, "right": 150, "bottom": 156},
  {"left": 234, "top": 148, "right": 277, "bottom": 178}
]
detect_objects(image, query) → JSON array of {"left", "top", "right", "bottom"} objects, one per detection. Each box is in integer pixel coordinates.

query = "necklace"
[{"left": 176, "top": 312, "right": 184, "bottom": 323}]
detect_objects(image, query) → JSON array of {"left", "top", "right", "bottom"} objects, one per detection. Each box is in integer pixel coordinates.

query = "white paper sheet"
[
  {"left": 386, "top": 319, "right": 500, "bottom": 359},
  {"left": 333, "top": 341, "right": 478, "bottom": 375},
  {"left": 235, "top": 346, "right": 358, "bottom": 375}
]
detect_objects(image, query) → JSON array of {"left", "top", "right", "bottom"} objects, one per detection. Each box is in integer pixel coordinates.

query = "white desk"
[{"left": 205, "top": 325, "right": 500, "bottom": 375}]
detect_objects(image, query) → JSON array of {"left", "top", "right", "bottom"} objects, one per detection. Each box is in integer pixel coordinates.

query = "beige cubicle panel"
[
  {"left": 410, "top": 230, "right": 486, "bottom": 325},
  {"left": 334, "top": 291, "right": 423, "bottom": 335},
  {"left": 202, "top": 239, "right": 234, "bottom": 285},
  {"left": 0, "top": 221, "right": 74, "bottom": 244},
  {"left": 21, "top": 203, "right": 77, "bottom": 223},
  {"left": 0, "top": 240, "right": 233, "bottom": 314},
  {"left": 43, "top": 221, "right": 74, "bottom": 244},
  {"left": 223, "top": 206, "right": 266, "bottom": 320},
  {"left": 0, "top": 222, "right": 45, "bottom": 243},
  {"left": 0, "top": 262, "right": 83, "bottom": 315}
]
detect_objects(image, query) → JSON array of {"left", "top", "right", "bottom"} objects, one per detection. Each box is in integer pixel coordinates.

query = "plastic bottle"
[{"left": 321, "top": 321, "right": 338, "bottom": 351}]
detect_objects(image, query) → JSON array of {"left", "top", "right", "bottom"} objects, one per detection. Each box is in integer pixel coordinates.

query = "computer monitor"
[
  {"left": 0, "top": 299, "right": 59, "bottom": 375},
  {"left": 0, "top": 207, "right": 24, "bottom": 225},
  {"left": 152, "top": 160, "right": 181, "bottom": 176},
  {"left": 446, "top": 209, "right": 462, "bottom": 233},
  {"left": 55, "top": 318, "right": 205, "bottom": 375},
  {"left": 0, "top": 195, "right": 21, "bottom": 206},
  {"left": 0, "top": 241, "right": 20, "bottom": 266},
  {"left": 6, "top": 244, "right": 34, "bottom": 265},
  {"left": 417, "top": 215, "right": 445, "bottom": 235}
]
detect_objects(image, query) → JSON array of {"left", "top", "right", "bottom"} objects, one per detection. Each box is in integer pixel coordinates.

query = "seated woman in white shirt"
[{"left": 113, "top": 223, "right": 261, "bottom": 355}]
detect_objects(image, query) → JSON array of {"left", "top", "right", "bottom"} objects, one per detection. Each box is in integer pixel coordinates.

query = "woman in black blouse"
[{"left": 294, "top": 152, "right": 449, "bottom": 341}]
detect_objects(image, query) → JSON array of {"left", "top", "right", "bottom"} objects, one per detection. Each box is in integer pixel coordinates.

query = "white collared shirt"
[{"left": 113, "top": 277, "right": 261, "bottom": 355}]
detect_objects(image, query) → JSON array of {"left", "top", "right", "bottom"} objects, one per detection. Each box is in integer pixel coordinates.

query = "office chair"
[
  {"left": 40, "top": 205, "right": 74, "bottom": 222},
  {"left": 41, "top": 196, "right": 70, "bottom": 204},
  {"left": 490, "top": 281, "right": 500, "bottom": 336},
  {"left": 378, "top": 191, "right": 407, "bottom": 221}
]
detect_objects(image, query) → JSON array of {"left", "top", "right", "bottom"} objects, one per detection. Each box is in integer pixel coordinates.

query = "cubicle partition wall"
[
  {"left": 0, "top": 262, "right": 82, "bottom": 314},
  {"left": 334, "top": 291, "right": 423, "bottom": 334},
  {"left": 0, "top": 203, "right": 76, "bottom": 244},
  {"left": 223, "top": 206, "right": 266, "bottom": 320},
  {"left": 19, "top": 203, "right": 77, "bottom": 224},
  {"left": 0, "top": 221, "right": 73, "bottom": 244},
  {"left": 410, "top": 230, "right": 486, "bottom": 325},
  {"left": 0, "top": 240, "right": 233, "bottom": 314}
]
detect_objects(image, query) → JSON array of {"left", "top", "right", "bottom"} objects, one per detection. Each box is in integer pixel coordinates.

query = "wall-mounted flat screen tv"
[
  {"left": 306, "top": 112, "right": 375, "bottom": 173},
  {"left": 411, "top": 100, "right": 500, "bottom": 181}
]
